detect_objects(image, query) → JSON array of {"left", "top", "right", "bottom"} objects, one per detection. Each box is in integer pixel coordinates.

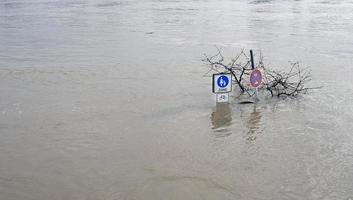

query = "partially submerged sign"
[
  {"left": 216, "top": 93, "right": 229, "bottom": 103},
  {"left": 212, "top": 73, "right": 232, "bottom": 93},
  {"left": 250, "top": 69, "right": 262, "bottom": 88}
]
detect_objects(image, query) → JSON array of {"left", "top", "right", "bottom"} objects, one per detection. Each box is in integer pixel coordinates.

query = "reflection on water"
[
  {"left": 210, "top": 103, "right": 232, "bottom": 137},
  {"left": 210, "top": 102, "right": 263, "bottom": 141},
  {"left": 246, "top": 105, "right": 263, "bottom": 142}
]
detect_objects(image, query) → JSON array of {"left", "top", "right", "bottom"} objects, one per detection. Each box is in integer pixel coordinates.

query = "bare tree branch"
[{"left": 203, "top": 48, "right": 320, "bottom": 98}]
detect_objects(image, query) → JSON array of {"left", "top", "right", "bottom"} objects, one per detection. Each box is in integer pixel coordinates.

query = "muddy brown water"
[{"left": 1, "top": 0, "right": 353, "bottom": 199}]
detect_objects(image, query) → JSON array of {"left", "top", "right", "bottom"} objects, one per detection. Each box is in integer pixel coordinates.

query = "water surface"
[{"left": 1, "top": 0, "right": 353, "bottom": 199}]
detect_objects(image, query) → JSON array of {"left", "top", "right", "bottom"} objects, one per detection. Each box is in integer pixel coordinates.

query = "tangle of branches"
[{"left": 203, "top": 48, "right": 319, "bottom": 98}]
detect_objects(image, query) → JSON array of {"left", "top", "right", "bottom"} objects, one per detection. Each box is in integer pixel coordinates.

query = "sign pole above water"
[{"left": 250, "top": 50, "right": 255, "bottom": 70}]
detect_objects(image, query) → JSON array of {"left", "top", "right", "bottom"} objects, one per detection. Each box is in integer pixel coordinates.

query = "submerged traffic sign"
[
  {"left": 216, "top": 93, "right": 229, "bottom": 103},
  {"left": 212, "top": 73, "right": 232, "bottom": 93},
  {"left": 250, "top": 69, "right": 262, "bottom": 88}
]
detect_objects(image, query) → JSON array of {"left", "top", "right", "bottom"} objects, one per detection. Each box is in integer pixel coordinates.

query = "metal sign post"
[{"left": 250, "top": 50, "right": 255, "bottom": 70}]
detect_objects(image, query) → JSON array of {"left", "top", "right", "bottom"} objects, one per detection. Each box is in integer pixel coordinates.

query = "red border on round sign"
[{"left": 250, "top": 69, "right": 262, "bottom": 88}]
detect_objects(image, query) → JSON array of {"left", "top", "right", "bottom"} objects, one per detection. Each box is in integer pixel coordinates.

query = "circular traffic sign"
[
  {"left": 217, "top": 75, "right": 229, "bottom": 88},
  {"left": 250, "top": 69, "right": 262, "bottom": 88}
]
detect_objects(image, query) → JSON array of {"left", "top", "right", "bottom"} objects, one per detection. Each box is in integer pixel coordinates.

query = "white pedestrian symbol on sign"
[
  {"left": 220, "top": 77, "right": 225, "bottom": 86},
  {"left": 217, "top": 75, "right": 229, "bottom": 88},
  {"left": 212, "top": 73, "right": 232, "bottom": 94}
]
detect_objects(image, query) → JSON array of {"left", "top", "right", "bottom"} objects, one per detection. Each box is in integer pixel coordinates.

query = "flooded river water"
[{"left": 1, "top": 0, "right": 353, "bottom": 199}]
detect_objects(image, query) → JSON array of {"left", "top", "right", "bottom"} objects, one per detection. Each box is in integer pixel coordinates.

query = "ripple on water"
[{"left": 125, "top": 175, "right": 238, "bottom": 200}]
